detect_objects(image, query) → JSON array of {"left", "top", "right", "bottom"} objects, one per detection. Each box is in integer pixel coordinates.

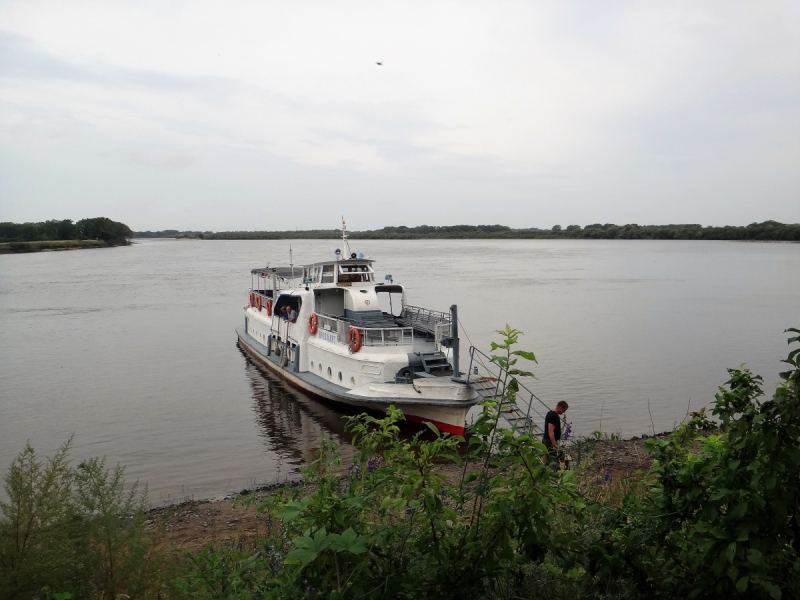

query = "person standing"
[{"left": 542, "top": 401, "right": 569, "bottom": 465}]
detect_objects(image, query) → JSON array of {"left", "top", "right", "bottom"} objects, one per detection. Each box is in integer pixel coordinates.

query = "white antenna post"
[{"left": 341, "top": 217, "right": 352, "bottom": 258}]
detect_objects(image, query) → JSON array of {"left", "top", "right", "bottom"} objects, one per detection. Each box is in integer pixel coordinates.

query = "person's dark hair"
[{"left": 556, "top": 401, "right": 569, "bottom": 410}]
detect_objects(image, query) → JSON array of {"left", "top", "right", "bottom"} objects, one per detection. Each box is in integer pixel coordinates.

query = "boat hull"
[{"left": 236, "top": 327, "right": 476, "bottom": 435}]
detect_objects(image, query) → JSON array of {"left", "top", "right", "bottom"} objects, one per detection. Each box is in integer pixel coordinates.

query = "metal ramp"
[
  {"left": 397, "top": 306, "right": 450, "bottom": 337},
  {"left": 465, "top": 346, "right": 550, "bottom": 436}
]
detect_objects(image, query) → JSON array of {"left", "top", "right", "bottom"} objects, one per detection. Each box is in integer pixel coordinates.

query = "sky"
[{"left": 0, "top": 1, "right": 798, "bottom": 231}]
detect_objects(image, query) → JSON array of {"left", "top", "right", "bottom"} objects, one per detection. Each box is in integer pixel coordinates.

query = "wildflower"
[
  {"left": 563, "top": 422, "right": 572, "bottom": 441},
  {"left": 347, "top": 463, "right": 353, "bottom": 471},
  {"left": 367, "top": 458, "right": 374, "bottom": 473},
  {"left": 603, "top": 469, "right": 610, "bottom": 483}
]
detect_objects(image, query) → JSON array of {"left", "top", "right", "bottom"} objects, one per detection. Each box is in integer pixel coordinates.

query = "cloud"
[
  {"left": 0, "top": 29, "right": 240, "bottom": 101},
  {"left": 0, "top": 1, "right": 798, "bottom": 230}
]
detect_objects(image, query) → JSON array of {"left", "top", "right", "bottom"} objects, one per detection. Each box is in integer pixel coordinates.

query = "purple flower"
[
  {"left": 348, "top": 464, "right": 353, "bottom": 471},
  {"left": 603, "top": 470, "right": 610, "bottom": 483},
  {"left": 563, "top": 422, "right": 572, "bottom": 441},
  {"left": 367, "top": 458, "right": 374, "bottom": 473}
]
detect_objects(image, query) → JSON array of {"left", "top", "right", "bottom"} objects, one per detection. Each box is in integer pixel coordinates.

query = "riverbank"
[
  {"left": 152, "top": 433, "right": 666, "bottom": 551},
  {"left": 0, "top": 239, "right": 114, "bottom": 254}
]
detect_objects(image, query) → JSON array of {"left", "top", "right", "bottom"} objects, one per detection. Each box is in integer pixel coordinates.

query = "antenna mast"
[{"left": 341, "top": 217, "right": 352, "bottom": 258}]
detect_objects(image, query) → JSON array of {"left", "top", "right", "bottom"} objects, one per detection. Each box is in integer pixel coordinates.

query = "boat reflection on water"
[
  {"left": 239, "top": 344, "right": 358, "bottom": 470},
  {"left": 239, "top": 342, "right": 449, "bottom": 476}
]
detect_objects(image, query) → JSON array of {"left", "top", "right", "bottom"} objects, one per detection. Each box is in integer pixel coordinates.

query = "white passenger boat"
[{"left": 235, "top": 223, "right": 482, "bottom": 434}]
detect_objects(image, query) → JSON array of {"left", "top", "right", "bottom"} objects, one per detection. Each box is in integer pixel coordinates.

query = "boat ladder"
[{"left": 465, "top": 346, "right": 550, "bottom": 436}]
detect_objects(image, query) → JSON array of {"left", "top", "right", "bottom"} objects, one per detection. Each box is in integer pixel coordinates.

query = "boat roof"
[
  {"left": 251, "top": 259, "right": 374, "bottom": 277},
  {"left": 304, "top": 258, "right": 375, "bottom": 268},
  {"left": 251, "top": 267, "right": 296, "bottom": 277}
]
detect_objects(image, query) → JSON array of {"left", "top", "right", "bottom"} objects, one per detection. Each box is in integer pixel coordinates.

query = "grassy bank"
[{"left": 0, "top": 240, "right": 110, "bottom": 254}]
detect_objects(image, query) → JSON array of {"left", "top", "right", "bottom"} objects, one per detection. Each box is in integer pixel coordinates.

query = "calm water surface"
[{"left": 1, "top": 239, "right": 798, "bottom": 502}]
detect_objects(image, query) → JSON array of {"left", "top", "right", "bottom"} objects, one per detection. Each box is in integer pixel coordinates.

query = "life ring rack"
[
  {"left": 308, "top": 313, "right": 318, "bottom": 335},
  {"left": 348, "top": 327, "right": 362, "bottom": 353}
]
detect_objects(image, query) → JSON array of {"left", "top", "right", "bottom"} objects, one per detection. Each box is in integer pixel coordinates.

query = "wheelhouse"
[{"left": 302, "top": 259, "right": 375, "bottom": 286}]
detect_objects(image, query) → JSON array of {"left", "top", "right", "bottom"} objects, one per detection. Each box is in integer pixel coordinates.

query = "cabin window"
[
  {"left": 273, "top": 294, "right": 302, "bottom": 315},
  {"left": 307, "top": 266, "right": 321, "bottom": 284},
  {"left": 338, "top": 265, "right": 374, "bottom": 283},
  {"left": 322, "top": 265, "right": 335, "bottom": 283}
]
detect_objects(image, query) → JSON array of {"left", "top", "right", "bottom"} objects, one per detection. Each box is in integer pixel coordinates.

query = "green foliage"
[
  {"left": 173, "top": 544, "right": 277, "bottom": 599},
  {"left": 0, "top": 441, "right": 170, "bottom": 599},
  {"left": 0, "top": 218, "right": 132, "bottom": 246},
  {"left": 0, "top": 438, "right": 80, "bottom": 598},
  {"left": 637, "top": 328, "right": 800, "bottom": 599},
  {"left": 575, "top": 328, "right": 800, "bottom": 599}
]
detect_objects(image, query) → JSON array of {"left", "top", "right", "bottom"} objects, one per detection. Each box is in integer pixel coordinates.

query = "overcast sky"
[{"left": 1, "top": 1, "right": 798, "bottom": 231}]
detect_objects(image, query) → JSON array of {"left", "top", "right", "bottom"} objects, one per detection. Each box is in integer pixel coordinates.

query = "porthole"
[
  {"left": 310, "top": 361, "right": 314, "bottom": 369},
  {"left": 338, "top": 372, "right": 342, "bottom": 382},
  {"left": 327, "top": 367, "right": 332, "bottom": 378},
  {"left": 350, "top": 377, "right": 355, "bottom": 386},
  {"left": 319, "top": 363, "right": 323, "bottom": 373}
]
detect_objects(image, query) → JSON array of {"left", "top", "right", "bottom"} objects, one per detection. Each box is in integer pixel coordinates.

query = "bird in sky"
[{"left": 376, "top": 62, "right": 383, "bottom": 66}]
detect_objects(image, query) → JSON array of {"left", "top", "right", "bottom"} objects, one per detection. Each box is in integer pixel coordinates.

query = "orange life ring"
[
  {"left": 308, "top": 313, "right": 318, "bottom": 334},
  {"left": 256, "top": 295, "right": 262, "bottom": 311},
  {"left": 249, "top": 292, "right": 255, "bottom": 307},
  {"left": 348, "top": 327, "right": 362, "bottom": 353},
  {"left": 266, "top": 298, "right": 273, "bottom": 316}
]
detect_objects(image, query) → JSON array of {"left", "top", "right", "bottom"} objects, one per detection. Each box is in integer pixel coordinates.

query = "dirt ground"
[
  {"left": 148, "top": 497, "right": 264, "bottom": 553},
  {"left": 151, "top": 435, "right": 667, "bottom": 552},
  {"left": 570, "top": 434, "right": 666, "bottom": 480}
]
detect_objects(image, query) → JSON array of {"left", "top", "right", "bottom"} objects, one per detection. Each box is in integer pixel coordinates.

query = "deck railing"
[
  {"left": 314, "top": 313, "right": 415, "bottom": 347},
  {"left": 397, "top": 305, "right": 451, "bottom": 338}
]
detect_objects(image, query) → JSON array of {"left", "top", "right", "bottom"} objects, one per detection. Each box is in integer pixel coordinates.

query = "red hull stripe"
[{"left": 405, "top": 414, "right": 465, "bottom": 436}]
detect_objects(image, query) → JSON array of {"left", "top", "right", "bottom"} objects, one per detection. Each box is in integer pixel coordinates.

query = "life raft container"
[
  {"left": 308, "top": 313, "right": 318, "bottom": 334},
  {"left": 348, "top": 327, "right": 362, "bottom": 353}
]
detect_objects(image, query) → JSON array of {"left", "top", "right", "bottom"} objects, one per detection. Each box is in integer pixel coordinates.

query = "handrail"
[
  {"left": 465, "top": 346, "right": 550, "bottom": 433},
  {"left": 314, "top": 313, "right": 414, "bottom": 347}
]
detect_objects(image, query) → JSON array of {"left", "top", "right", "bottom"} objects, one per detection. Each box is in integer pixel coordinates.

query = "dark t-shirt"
[{"left": 542, "top": 410, "right": 561, "bottom": 447}]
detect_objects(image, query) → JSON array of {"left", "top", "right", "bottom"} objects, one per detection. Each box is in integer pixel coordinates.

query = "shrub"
[{"left": 0, "top": 441, "right": 171, "bottom": 599}]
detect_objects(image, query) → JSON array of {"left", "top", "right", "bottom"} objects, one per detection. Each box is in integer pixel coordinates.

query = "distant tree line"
[
  {"left": 0, "top": 218, "right": 133, "bottom": 246},
  {"left": 135, "top": 221, "right": 800, "bottom": 241}
]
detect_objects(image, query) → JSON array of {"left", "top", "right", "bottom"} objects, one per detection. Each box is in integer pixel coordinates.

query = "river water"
[{"left": 1, "top": 239, "right": 798, "bottom": 502}]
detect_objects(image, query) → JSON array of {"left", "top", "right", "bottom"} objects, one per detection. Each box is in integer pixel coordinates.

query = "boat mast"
[{"left": 341, "top": 217, "right": 352, "bottom": 258}]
